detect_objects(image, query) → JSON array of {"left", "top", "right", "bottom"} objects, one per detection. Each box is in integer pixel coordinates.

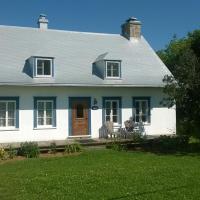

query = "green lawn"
[{"left": 0, "top": 149, "right": 200, "bottom": 200}]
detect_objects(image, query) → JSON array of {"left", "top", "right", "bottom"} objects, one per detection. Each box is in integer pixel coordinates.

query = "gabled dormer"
[{"left": 93, "top": 53, "right": 122, "bottom": 80}]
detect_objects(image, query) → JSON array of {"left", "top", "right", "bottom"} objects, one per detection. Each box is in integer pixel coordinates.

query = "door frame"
[{"left": 68, "top": 97, "right": 91, "bottom": 137}]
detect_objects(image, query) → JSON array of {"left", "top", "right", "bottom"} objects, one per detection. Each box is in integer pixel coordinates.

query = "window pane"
[
  {"left": 0, "top": 102, "right": 6, "bottom": 111},
  {"left": 38, "top": 102, "right": 44, "bottom": 110},
  {"left": 37, "top": 60, "right": 43, "bottom": 67},
  {"left": 141, "top": 101, "right": 147, "bottom": 114},
  {"left": 112, "top": 64, "right": 119, "bottom": 77},
  {"left": 46, "top": 102, "right": 52, "bottom": 110},
  {"left": 8, "top": 119, "right": 15, "bottom": 126},
  {"left": 43, "top": 60, "right": 51, "bottom": 75},
  {"left": 136, "top": 115, "right": 139, "bottom": 122},
  {"left": 113, "top": 116, "right": 118, "bottom": 123},
  {"left": 76, "top": 104, "right": 84, "bottom": 118},
  {"left": 8, "top": 110, "right": 15, "bottom": 119},
  {"left": 135, "top": 101, "right": 140, "bottom": 115},
  {"left": 38, "top": 118, "right": 44, "bottom": 125},
  {"left": 0, "top": 119, "right": 6, "bottom": 127},
  {"left": 142, "top": 115, "right": 147, "bottom": 122},
  {"left": 106, "top": 108, "right": 111, "bottom": 115},
  {"left": 38, "top": 110, "right": 44, "bottom": 118},
  {"left": 46, "top": 109, "right": 52, "bottom": 118},
  {"left": 8, "top": 102, "right": 15, "bottom": 110},
  {"left": 105, "top": 101, "right": 111, "bottom": 108},
  {"left": 112, "top": 101, "right": 117, "bottom": 109},
  {"left": 107, "top": 69, "right": 111, "bottom": 77},
  {"left": 106, "top": 116, "right": 110, "bottom": 121},
  {"left": 46, "top": 118, "right": 52, "bottom": 125},
  {"left": 0, "top": 110, "right": 6, "bottom": 119},
  {"left": 37, "top": 65, "right": 43, "bottom": 75},
  {"left": 113, "top": 109, "right": 118, "bottom": 115}
]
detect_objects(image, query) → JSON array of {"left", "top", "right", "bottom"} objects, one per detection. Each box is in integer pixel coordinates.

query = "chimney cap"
[
  {"left": 126, "top": 17, "right": 141, "bottom": 24},
  {"left": 38, "top": 13, "right": 48, "bottom": 23}
]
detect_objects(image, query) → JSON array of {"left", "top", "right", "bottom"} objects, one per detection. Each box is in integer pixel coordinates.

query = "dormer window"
[
  {"left": 35, "top": 58, "right": 53, "bottom": 77},
  {"left": 106, "top": 61, "right": 121, "bottom": 78}
]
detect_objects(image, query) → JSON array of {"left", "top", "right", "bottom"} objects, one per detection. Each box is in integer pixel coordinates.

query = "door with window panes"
[
  {"left": 135, "top": 100, "right": 149, "bottom": 123},
  {"left": 71, "top": 98, "right": 89, "bottom": 136},
  {"left": 105, "top": 100, "right": 119, "bottom": 124}
]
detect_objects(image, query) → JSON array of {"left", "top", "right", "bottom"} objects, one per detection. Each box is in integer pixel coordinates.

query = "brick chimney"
[
  {"left": 37, "top": 14, "right": 48, "bottom": 30},
  {"left": 121, "top": 17, "right": 141, "bottom": 40}
]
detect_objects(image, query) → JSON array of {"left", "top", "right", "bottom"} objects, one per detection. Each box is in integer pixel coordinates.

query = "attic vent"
[{"left": 37, "top": 14, "right": 48, "bottom": 30}]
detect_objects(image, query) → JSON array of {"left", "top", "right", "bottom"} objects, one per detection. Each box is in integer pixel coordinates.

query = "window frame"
[
  {"left": 132, "top": 97, "right": 151, "bottom": 124},
  {"left": 35, "top": 57, "right": 53, "bottom": 78},
  {"left": 105, "top": 60, "right": 121, "bottom": 79},
  {"left": 34, "top": 97, "right": 56, "bottom": 129},
  {"left": 102, "top": 97, "right": 122, "bottom": 125},
  {"left": 0, "top": 97, "right": 19, "bottom": 130},
  {"left": 36, "top": 100, "right": 54, "bottom": 128}
]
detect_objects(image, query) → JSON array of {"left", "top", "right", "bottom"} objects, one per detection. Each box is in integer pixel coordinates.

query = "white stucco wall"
[{"left": 0, "top": 86, "right": 176, "bottom": 143}]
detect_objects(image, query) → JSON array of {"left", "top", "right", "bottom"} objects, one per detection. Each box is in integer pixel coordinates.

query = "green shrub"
[
  {"left": 149, "top": 135, "right": 189, "bottom": 153},
  {"left": 49, "top": 142, "right": 57, "bottom": 154},
  {"left": 64, "top": 143, "right": 82, "bottom": 154},
  {"left": 106, "top": 141, "right": 126, "bottom": 151},
  {"left": 19, "top": 142, "right": 40, "bottom": 158},
  {"left": 7, "top": 145, "right": 17, "bottom": 159},
  {"left": 0, "top": 147, "right": 8, "bottom": 160}
]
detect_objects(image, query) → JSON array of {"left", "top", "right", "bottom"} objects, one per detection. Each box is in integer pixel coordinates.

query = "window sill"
[
  {"left": 33, "top": 127, "right": 57, "bottom": 130},
  {"left": 34, "top": 76, "right": 53, "bottom": 78},
  {"left": 0, "top": 128, "right": 19, "bottom": 131},
  {"left": 105, "top": 77, "right": 122, "bottom": 80}
]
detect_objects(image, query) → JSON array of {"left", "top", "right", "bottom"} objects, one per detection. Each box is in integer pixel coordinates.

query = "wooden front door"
[{"left": 71, "top": 98, "right": 90, "bottom": 136}]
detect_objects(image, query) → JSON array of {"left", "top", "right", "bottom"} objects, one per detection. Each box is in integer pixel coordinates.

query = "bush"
[
  {"left": 106, "top": 141, "right": 126, "bottom": 151},
  {"left": 19, "top": 142, "right": 40, "bottom": 158},
  {"left": 0, "top": 147, "right": 8, "bottom": 160},
  {"left": 148, "top": 135, "right": 189, "bottom": 153},
  {"left": 49, "top": 142, "right": 57, "bottom": 154},
  {"left": 64, "top": 143, "right": 82, "bottom": 154},
  {"left": 7, "top": 145, "right": 17, "bottom": 159}
]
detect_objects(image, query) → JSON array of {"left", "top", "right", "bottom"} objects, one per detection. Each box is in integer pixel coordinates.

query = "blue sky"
[{"left": 0, "top": 0, "right": 199, "bottom": 50}]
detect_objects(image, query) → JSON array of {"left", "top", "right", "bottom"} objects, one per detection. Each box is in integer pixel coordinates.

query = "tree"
[{"left": 157, "top": 31, "right": 200, "bottom": 137}]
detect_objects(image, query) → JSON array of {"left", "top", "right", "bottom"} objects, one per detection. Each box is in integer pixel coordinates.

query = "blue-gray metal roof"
[{"left": 0, "top": 25, "right": 171, "bottom": 87}]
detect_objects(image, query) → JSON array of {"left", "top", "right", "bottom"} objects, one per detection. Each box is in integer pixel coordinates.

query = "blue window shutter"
[
  {"left": 52, "top": 97, "right": 56, "bottom": 127},
  {"left": 33, "top": 97, "right": 37, "bottom": 128},
  {"left": 15, "top": 97, "right": 19, "bottom": 128},
  {"left": 147, "top": 97, "right": 151, "bottom": 123}
]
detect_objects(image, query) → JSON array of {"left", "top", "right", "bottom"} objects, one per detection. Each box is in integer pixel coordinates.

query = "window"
[
  {"left": 35, "top": 58, "right": 53, "bottom": 77},
  {"left": 106, "top": 61, "right": 121, "bottom": 78},
  {"left": 103, "top": 97, "right": 121, "bottom": 124},
  {"left": 34, "top": 97, "right": 56, "bottom": 128},
  {"left": 133, "top": 97, "right": 150, "bottom": 123},
  {"left": 76, "top": 104, "right": 84, "bottom": 118},
  {"left": 0, "top": 97, "right": 19, "bottom": 129}
]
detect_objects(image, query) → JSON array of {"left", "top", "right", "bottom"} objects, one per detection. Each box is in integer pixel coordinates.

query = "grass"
[{"left": 0, "top": 149, "right": 200, "bottom": 200}]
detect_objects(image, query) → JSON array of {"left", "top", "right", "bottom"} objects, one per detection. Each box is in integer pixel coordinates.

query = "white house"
[{"left": 0, "top": 15, "right": 176, "bottom": 143}]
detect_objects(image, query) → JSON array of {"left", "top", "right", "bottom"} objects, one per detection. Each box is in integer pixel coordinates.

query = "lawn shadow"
[{"left": 108, "top": 185, "right": 189, "bottom": 200}]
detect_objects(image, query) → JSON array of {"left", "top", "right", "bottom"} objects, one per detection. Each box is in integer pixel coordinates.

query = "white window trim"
[
  {"left": 36, "top": 100, "right": 53, "bottom": 128},
  {"left": 0, "top": 101, "right": 16, "bottom": 129},
  {"left": 105, "top": 61, "right": 121, "bottom": 79},
  {"left": 105, "top": 99, "right": 120, "bottom": 125},
  {"left": 35, "top": 58, "right": 53, "bottom": 78},
  {"left": 134, "top": 99, "right": 149, "bottom": 124}
]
